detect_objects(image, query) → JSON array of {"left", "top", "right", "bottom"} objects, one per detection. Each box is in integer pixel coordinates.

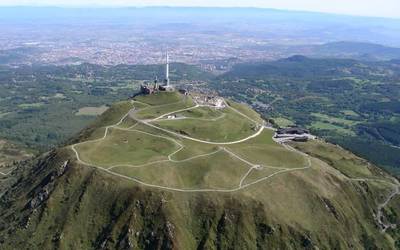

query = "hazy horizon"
[{"left": 0, "top": 0, "right": 399, "bottom": 19}]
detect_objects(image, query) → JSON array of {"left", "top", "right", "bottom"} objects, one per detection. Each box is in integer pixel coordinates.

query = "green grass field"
[
  {"left": 289, "top": 140, "right": 389, "bottom": 179},
  {"left": 134, "top": 97, "right": 195, "bottom": 120},
  {"left": 73, "top": 91, "right": 312, "bottom": 190},
  {"left": 115, "top": 116, "right": 138, "bottom": 129},
  {"left": 75, "top": 128, "right": 179, "bottom": 168},
  {"left": 134, "top": 91, "right": 183, "bottom": 105},
  {"left": 75, "top": 105, "right": 109, "bottom": 116},
  {"left": 226, "top": 130, "right": 306, "bottom": 169},
  {"left": 226, "top": 100, "right": 264, "bottom": 124},
  {"left": 174, "top": 106, "right": 224, "bottom": 120},
  {"left": 311, "top": 113, "right": 359, "bottom": 126},
  {"left": 112, "top": 151, "right": 250, "bottom": 189},
  {"left": 310, "top": 121, "right": 355, "bottom": 135},
  {"left": 242, "top": 167, "right": 282, "bottom": 186},
  {"left": 152, "top": 107, "right": 258, "bottom": 142},
  {"left": 272, "top": 117, "right": 295, "bottom": 127}
]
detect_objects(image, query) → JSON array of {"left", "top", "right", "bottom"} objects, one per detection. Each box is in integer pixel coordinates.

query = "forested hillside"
[
  {"left": 211, "top": 56, "right": 400, "bottom": 174},
  {"left": 0, "top": 63, "right": 211, "bottom": 151}
]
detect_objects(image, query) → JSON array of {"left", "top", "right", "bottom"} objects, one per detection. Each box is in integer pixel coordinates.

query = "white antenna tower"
[{"left": 165, "top": 50, "right": 170, "bottom": 87}]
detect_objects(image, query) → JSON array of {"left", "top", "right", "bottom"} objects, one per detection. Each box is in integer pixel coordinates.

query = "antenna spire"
[{"left": 165, "top": 50, "right": 170, "bottom": 86}]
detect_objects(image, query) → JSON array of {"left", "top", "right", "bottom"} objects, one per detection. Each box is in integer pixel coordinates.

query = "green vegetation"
[
  {"left": 68, "top": 101, "right": 134, "bottom": 147},
  {"left": 69, "top": 92, "right": 311, "bottom": 191},
  {"left": 1, "top": 57, "right": 399, "bottom": 175},
  {"left": 75, "top": 105, "right": 109, "bottom": 116},
  {"left": 112, "top": 151, "right": 250, "bottom": 189},
  {"left": 169, "top": 137, "right": 219, "bottom": 161},
  {"left": 175, "top": 106, "right": 223, "bottom": 120},
  {"left": 310, "top": 121, "right": 355, "bottom": 136},
  {"left": 0, "top": 63, "right": 211, "bottom": 152},
  {"left": 75, "top": 129, "right": 179, "bottom": 168},
  {"left": 311, "top": 113, "right": 359, "bottom": 126},
  {"left": 289, "top": 140, "right": 387, "bottom": 179},
  {"left": 152, "top": 108, "right": 258, "bottom": 142},
  {"left": 211, "top": 56, "right": 400, "bottom": 174},
  {"left": 341, "top": 110, "right": 360, "bottom": 117},
  {"left": 226, "top": 100, "right": 264, "bottom": 124},
  {"left": 0, "top": 93, "right": 399, "bottom": 249},
  {"left": 226, "top": 130, "right": 305, "bottom": 169},
  {"left": 72, "top": 92, "right": 299, "bottom": 189},
  {"left": 241, "top": 168, "right": 281, "bottom": 186},
  {"left": 272, "top": 117, "right": 295, "bottom": 127},
  {"left": 116, "top": 116, "right": 138, "bottom": 129},
  {"left": 134, "top": 91, "right": 183, "bottom": 106},
  {"left": 134, "top": 97, "right": 195, "bottom": 120},
  {"left": 18, "top": 102, "right": 45, "bottom": 109},
  {"left": 0, "top": 140, "right": 32, "bottom": 170}
]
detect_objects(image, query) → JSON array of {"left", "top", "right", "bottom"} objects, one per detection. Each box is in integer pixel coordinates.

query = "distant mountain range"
[{"left": 308, "top": 41, "right": 400, "bottom": 60}]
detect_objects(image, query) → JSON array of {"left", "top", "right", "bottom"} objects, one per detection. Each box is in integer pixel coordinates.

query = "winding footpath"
[
  {"left": 70, "top": 97, "right": 312, "bottom": 193},
  {"left": 375, "top": 179, "right": 400, "bottom": 232},
  {"left": 70, "top": 93, "right": 400, "bottom": 232},
  {"left": 0, "top": 168, "right": 15, "bottom": 176},
  {"left": 132, "top": 105, "right": 266, "bottom": 146}
]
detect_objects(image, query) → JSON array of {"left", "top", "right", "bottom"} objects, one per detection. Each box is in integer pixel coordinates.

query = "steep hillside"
[{"left": 0, "top": 91, "right": 399, "bottom": 249}]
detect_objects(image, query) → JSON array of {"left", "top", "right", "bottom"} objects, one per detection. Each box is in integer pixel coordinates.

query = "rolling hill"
[
  {"left": 0, "top": 91, "right": 399, "bottom": 249},
  {"left": 310, "top": 41, "right": 400, "bottom": 61}
]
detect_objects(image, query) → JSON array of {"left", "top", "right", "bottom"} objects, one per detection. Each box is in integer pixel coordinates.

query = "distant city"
[
  {"left": 1, "top": 7, "right": 400, "bottom": 72},
  {"left": 0, "top": 30, "right": 301, "bottom": 69}
]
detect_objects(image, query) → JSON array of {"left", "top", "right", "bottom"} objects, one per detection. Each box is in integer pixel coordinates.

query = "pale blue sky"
[{"left": 0, "top": 0, "right": 399, "bottom": 19}]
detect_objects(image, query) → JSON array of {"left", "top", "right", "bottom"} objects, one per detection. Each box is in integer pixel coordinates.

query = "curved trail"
[
  {"left": 0, "top": 167, "right": 18, "bottom": 176},
  {"left": 274, "top": 134, "right": 400, "bottom": 233},
  {"left": 132, "top": 105, "right": 266, "bottom": 146},
  {"left": 350, "top": 177, "right": 400, "bottom": 232},
  {"left": 139, "top": 118, "right": 265, "bottom": 145},
  {"left": 155, "top": 112, "right": 227, "bottom": 122},
  {"left": 70, "top": 96, "right": 313, "bottom": 193},
  {"left": 377, "top": 182, "right": 400, "bottom": 232}
]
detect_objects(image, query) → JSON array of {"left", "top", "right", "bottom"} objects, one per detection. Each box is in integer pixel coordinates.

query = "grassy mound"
[
  {"left": 134, "top": 91, "right": 183, "bottom": 106},
  {"left": 134, "top": 97, "right": 195, "bottom": 120},
  {"left": 75, "top": 128, "right": 179, "bottom": 167},
  {"left": 226, "top": 130, "right": 305, "bottom": 169},
  {"left": 152, "top": 108, "right": 258, "bottom": 142},
  {"left": 69, "top": 92, "right": 315, "bottom": 191},
  {"left": 226, "top": 100, "right": 264, "bottom": 124},
  {"left": 173, "top": 106, "right": 224, "bottom": 120},
  {"left": 112, "top": 150, "right": 250, "bottom": 189}
]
